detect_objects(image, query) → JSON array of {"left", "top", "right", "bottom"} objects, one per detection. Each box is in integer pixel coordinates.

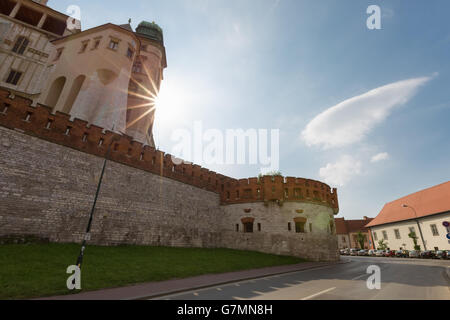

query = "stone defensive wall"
[{"left": 0, "top": 88, "right": 339, "bottom": 261}]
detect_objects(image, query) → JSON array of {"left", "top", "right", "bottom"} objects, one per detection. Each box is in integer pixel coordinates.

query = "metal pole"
[
  {"left": 404, "top": 206, "right": 427, "bottom": 251},
  {"left": 410, "top": 207, "right": 427, "bottom": 251},
  {"left": 76, "top": 139, "right": 115, "bottom": 269}
]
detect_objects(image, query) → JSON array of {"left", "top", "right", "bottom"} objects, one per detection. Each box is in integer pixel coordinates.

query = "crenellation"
[{"left": 0, "top": 87, "right": 339, "bottom": 261}]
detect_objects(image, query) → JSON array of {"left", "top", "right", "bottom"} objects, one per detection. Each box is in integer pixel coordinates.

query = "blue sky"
[{"left": 50, "top": 0, "right": 450, "bottom": 220}]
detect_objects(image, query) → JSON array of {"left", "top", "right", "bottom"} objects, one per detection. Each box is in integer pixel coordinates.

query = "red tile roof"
[
  {"left": 366, "top": 181, "right": 450, "bottom": 228},
  {"left": 335, "top": 217, "right": 373, "bottom": 234}
]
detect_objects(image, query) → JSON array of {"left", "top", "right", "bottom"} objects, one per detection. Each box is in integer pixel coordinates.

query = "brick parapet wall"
[{"left": 0, "top": 89, "right": 339, "bottom": 213}]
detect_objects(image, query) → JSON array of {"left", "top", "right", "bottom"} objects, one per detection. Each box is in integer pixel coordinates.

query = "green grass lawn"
[{"left": 0, "top": 243, "right": 305, "bottom": 299}]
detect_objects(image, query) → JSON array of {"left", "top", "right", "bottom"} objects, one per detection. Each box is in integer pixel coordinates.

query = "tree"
[
  {"left": 377, "top": 239, "right": 388, "bottom": 250},
  {"left": 408, "top": 232, "right": 421, "bottom": 251},
  {"left": 356, "top": 232, "right": 367, "bottom": 249}
]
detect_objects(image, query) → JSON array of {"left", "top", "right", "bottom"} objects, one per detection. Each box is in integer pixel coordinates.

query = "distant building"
[
  {"left": 335, "top": 216, "right": 373, "bottom": 249},
  {"left": 366, "top": 181, "right": 450, "bottom": 251}
]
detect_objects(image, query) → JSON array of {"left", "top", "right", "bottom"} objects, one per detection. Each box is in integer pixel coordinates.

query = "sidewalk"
[{"left": 37, "top": 260, "right": 345, "bottom": 300}]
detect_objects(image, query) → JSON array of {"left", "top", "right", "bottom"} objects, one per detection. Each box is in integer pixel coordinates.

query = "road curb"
[{"left": 133, "top": 260, "right": 348, "bottom": 300}]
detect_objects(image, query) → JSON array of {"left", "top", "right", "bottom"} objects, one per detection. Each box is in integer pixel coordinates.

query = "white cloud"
[
  {"left": 319, "top": 155, "right": 362, "bottom": 187},
  {"left": 371, "top": 152, "right": 390, "bottom": 163},
  {"left": 301, "top": 76, "right": 433, "bottom": 149}
]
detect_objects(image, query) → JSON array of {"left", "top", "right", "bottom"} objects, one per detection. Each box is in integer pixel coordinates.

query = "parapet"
[
  {"left": 0, "top": 88, "right": 339, "bottom": 214},
  {"left": 220, "top": 175, "right": 339, "bottom": 213}
]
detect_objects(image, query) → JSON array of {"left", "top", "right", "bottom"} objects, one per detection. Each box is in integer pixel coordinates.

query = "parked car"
[
  {"left": 375, "top": 250, "right": 385, "bottom": 257},
  {"left": 350, "top": 249, "right": 359, "bottom": 256},
  {"left": 384, "top": 250, "right": 395, "bottom": 257},
  {"left": 420, "top": 250, "right": 436, "bottom": 259},
  {"left": 446, "top": 251, "right": 450, "bottom": 260},
  {"left": 435, "top": 251, "right": 448, "bottom": 259},
  {"left": 395, "top": 250, "right": 404, "bottom": 258},
  {"left": 358, "top": 249, "right": 368, "bottom": 256},
  {"left": 409, "top": 250, "right": 420, "bottom": 258},
  {"left": 368, "top": 249, "right": 377, "bottom": 256}
]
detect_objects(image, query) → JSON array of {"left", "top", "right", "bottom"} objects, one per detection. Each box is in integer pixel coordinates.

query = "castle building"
[
  {"left": 1, "top": 0, "right": 166, "bottom": 146},
  {"left": 0, "top": 1, "right": 341, "bottom": 261},
  {"left": 0, "top": 0, "right": 80, "bottom": 101}
]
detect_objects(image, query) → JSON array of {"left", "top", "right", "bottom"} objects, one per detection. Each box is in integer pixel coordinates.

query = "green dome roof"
[{"left": 136, "top": 21, "right": 164, "bottom": 44}]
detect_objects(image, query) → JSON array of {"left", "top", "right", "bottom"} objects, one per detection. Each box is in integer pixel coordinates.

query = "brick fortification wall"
[{"left": 0, "top": 89, "right": 339, "bottom": 261}]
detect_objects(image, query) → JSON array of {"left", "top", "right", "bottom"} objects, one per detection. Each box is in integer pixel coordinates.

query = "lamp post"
[
  {"left": 76, "top": 134, "right": 120, "bottom": 269},
  {"left": 401, "top": 204, "right": 427, "bottom": 251}
]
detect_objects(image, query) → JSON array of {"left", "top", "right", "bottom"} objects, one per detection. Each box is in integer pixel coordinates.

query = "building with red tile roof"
[
  {"left": 335, "top": 217, "right": 374, "bottom": 249},
  {"left": 366, "top": 181, "right": 450, "bottom": 251}
]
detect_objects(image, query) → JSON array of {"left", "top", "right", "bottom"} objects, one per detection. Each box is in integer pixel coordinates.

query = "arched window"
[
  {"left": 45, "top": 76, "right": 66, "bottom": 109},
  {"left": 63, "top": 75, "right": 86, "bottom": 114}
]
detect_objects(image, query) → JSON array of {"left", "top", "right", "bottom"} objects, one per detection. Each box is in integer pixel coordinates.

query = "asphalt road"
[{"left": 153, "top": 256, "right": 450, "bottom": 300}]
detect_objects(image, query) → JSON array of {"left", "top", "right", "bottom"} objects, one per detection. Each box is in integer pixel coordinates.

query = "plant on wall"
[
  {"left": 377, "top": 239, "right": 388, "bottom": 250},
  {"left": 408, "top": 232, "right": 421, "bottom": 251},
  {"left": 258, "top": 171, "right": 282, "bottom": 182},
  {"left": 356, "top": 232, "right": 367, "bottom": 249}
]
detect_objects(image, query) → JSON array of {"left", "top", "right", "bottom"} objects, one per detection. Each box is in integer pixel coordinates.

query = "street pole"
[
  {"left": 76, "top": 135, "right": 118, "bottom": 269},
  {"left": 402, "top": 204, "right": 427, "bottom": 251}
]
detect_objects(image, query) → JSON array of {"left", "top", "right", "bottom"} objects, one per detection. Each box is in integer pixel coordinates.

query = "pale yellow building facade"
[
  {"left": 0, "top": 0, "right": 79, "bottom": 101},
  {"left": 1, "top": 0, "right": 167, "bottom": 146}
]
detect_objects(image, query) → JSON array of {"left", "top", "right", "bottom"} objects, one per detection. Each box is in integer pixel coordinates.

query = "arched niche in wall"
[
  {"left": 62, "top": 75, "right": 86, "bottom": 114},
  {"left": 45, "top": 76, "right": 66, "bottom": 109},
  {"left": 97, "top": 69, "right": 118, "bottom": 86}
]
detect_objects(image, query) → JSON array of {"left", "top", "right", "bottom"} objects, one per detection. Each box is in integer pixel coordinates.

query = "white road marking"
[
  {"left": 270, "top": 287, "right": 281, "bottom": 290},
  {"left": 233, "top": 296, "right": 244, "bottom": 300},
  {"left": 300, "top": 287, "right": 336, "bottom": 300},
  {"left": 352, "top": 274, "right": 368, "bottom": 280},
  {"left": 217, "top": 288, "right": 222, "bottom": 291},
  {"left": 253, "top": 291, "right": 264, "bottom": 295},
  {"left": 193, "top": 292, "right": 199, "bottom": 296}
]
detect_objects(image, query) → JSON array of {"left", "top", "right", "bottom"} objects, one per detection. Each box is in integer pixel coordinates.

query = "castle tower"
[{"left": 126, "top": 21, "right": 167, "bottom": 146}]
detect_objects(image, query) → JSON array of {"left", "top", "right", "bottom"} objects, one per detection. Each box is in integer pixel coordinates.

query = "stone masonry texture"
[{"left": 0, "top": 90, "right": 339, "bottom": 261}]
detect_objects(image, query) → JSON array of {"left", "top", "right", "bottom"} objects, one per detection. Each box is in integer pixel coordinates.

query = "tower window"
[
  {"left": 6, "top": 70, "right": 22, "bottom": 85},
  {"left": 243, "top": 222, "right": 253, "bottom": 233},
  {"left": 295, "top": 222, "right": 305, "bottom": 233},
  {"left": 126, "top": 48, "right": 134, "bottom": 59},
  {"left": 92, "top": 39, "right": 101, "bottom": 50},
  {"left": 132, "top": 61, "right": 143, "bottom": 73},
  {"left": 79, "top": 41, "right": 89, "bottom": 53},
  {"left": 12, "top": 37, "right": 29, "bottom": 55},
  {"left": 109, "top": 40, "right": 119, "bottom": 51},
  {"left": 54, "top": 48, "right": 64, "bottom": 61}
]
